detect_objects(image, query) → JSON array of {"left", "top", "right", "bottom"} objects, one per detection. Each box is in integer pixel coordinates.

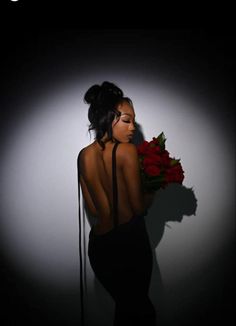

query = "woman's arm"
[
  {"left": 119, "top": 143, "right": 153, "bottom": 215},
  {"left": 80, "top": 175, "right": 98, "bottom": 217}
]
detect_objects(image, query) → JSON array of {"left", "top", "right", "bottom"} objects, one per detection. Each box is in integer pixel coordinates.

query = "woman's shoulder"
[
  {"left": 117, "top": 142, "right": 137, "bottom": 153},
  {"left": 81, "top": 142, "right": 98, "bottom": 153},
  {"left": 77, "top": 143, "right": 94, "bottom": 163},
  {"left": 117, "top": 143, "right": 138, "bottom": 162},
  {"left": 77, "top": 144, "right": 97, "bottom": 177},
  {"left": 78, "top": 142, "right": 138, "bottom": 162}
]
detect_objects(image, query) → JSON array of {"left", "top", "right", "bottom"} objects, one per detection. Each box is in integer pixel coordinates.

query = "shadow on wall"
[{"left": 145, "top": 183, "right": 198, "bottom": 323}]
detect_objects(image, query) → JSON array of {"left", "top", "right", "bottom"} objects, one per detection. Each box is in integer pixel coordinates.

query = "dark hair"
[{"left": 84, "top": 81, "right": 132, "bottom": 149}]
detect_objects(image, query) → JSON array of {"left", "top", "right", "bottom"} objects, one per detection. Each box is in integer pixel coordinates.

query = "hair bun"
[
  {"left": 84, "top": 84, "right": 101, "bottom": 104},
  {"left": 84, "top": 81, "right": 123, "bottom": 105},
  {"left": 100, "top": 81, "right": 123, "bottom": 98}
]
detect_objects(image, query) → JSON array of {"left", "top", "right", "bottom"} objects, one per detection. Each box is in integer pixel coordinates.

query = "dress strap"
[
  {"left": 77, "top": 148, "right": 85, "bottom": 326},
  {"left": 112, "top": 141, "right": 120, "bottom": 228}
]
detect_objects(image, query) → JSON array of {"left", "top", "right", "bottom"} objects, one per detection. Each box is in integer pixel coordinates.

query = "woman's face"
[{"left": 112, "top": 101, "right": 136, "bottom": 143}]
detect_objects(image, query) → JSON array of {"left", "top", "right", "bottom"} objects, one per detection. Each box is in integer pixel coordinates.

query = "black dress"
[{"left": 78, "top": 142, "right": 156, "bottom": 326}]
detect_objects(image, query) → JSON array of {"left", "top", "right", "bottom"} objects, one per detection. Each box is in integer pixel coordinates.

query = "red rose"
[
  {"left": 144, "top": 165, "right": 161, "bottom": 176},
  {"left": 147, "top": 145, "right": 161, "bottom": 155},
  {"left": 151, "top": 137, "right": 159, "bottom": 145},
  {"left": 137, "top": 141, "right": 150, "bottom": 155},
  {"left": 161, "top": 150, "right": 171, "bottom": 166},
  {"left": 143, "top": 154, "right": 162, "bottom": 167},
  {"left": 165, "top": 164, "right": 184, "bottom": 183},
  {"left": 136, "top": 132, "right": 184, "bottom": 191}
]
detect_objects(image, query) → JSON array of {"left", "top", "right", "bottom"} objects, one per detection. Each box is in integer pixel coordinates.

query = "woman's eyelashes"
[{"left": 122, "top": 120, "right": 135, "bottom": 124}]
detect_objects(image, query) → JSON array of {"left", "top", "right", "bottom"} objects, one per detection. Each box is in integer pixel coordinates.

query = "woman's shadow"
[
  {"left": 133, "top": 123, "right": 198, "bottom": 324},
  {"left": 145, "top": 183, "right": 197, "bottom": 322}
]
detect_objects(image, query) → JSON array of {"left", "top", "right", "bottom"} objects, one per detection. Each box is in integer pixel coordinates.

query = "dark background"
[{"left": 0, "top": 5, "right": 235, "bottom": 325}]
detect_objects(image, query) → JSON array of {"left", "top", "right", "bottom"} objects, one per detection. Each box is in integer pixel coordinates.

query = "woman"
[{"left": 78, "top": 81, "right": 156, "bottom": 325}]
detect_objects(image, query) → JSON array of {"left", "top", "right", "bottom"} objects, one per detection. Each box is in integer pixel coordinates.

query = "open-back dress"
[{"left": 77, "top": 141, "right": 156, "bottom": 326}]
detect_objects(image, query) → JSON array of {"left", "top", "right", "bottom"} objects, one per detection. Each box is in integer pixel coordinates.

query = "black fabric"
[
  {"left": 89, "top": 215, "right": 156, "bottom": 325},
  {"left": 112, "top": 141, "right": 119, "bottom": 228},
  {"left": 88, "top": 142, "right": 156, "bottom": 325}
]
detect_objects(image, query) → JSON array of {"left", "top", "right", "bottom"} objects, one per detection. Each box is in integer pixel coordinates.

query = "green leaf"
[
  {"left": 170, "top": 158, "right": 180, "bottom": 166},
  {"left": 157, "top": 132, "right": 166, "bottom": 150}
]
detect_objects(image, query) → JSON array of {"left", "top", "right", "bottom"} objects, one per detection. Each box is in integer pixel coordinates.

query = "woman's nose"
[{"left": 129, "top": 123, "right": 136, "bottom": 131}]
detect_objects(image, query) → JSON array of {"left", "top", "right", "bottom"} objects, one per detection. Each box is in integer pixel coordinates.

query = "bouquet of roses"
[{"left": 137, "top": 132, "right": 184, "bottom": 192}]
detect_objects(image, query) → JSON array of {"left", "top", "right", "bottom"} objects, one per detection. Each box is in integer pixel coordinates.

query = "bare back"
[{"left": 79, "top": 141, "right": 145, "bottom": 234}]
